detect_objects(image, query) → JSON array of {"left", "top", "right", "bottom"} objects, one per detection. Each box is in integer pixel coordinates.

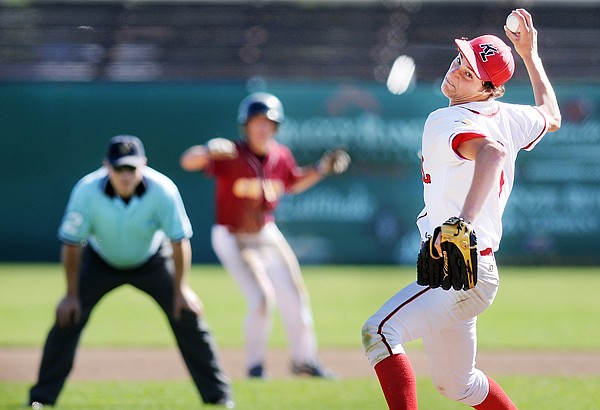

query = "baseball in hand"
[
  {"left": 207, "top": 137, "right": 238, "bottom": 159},
  {"left": 506, "top": 13, "right": 520, "bottom": 34}
]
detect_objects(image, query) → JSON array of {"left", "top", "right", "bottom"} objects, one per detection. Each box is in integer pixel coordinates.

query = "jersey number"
[{"left": 233, "top": 177, "right": 284, "bottom": 201}]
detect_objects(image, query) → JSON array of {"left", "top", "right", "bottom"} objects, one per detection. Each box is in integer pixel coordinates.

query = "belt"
[
  {"left": 419, "top": 242, "right": 494, "bottom": 257},
  {"left": 226, "top": 226, "right": 263, "bottom": 234},
  {"left": 479, "top": 248, "right": 493, "bottom": 256}
]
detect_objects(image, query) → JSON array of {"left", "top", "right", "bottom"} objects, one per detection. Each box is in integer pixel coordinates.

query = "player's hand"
[
  {"left": 56, "top": 295, "right": 81, "bottom": 328},
  {"left": 206, "top": 137, "right": 238, "bottom": 160},
  {"left": 504, "top": 9, "right": 538, "bottom": 60},
  {"left": 173, "top": 286, "right": 204, "bottom": 320},
  {"left": 434, "top": 231, "right": 443, "bottom": 256},
  {"left": 317, "top": 148, "right": 351, "bottom": 175}
]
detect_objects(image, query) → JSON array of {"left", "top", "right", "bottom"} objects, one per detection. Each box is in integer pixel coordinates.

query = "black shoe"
[
  {"left": 216, "top": 399, "right": 235, "bottom": 408},
  {"left": 248, "top": 364, "right": 269, "bottom": 379},
  {"left": 207, "top": 397, "right": 235, "bottom": 408},
  {"left": 291, "top": 361, "right": 336, "bottom": 379}
]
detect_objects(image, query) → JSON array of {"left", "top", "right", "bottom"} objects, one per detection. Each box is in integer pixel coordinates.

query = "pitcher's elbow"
[{"left": 548, "top": 115, "right": 561, "bottom": 132}]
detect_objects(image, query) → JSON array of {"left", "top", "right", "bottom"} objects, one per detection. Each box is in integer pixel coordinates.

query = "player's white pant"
[
  {"left": 212, "top": 223, "right": 318, "bottom": 369},
  {"left": 362, "top": 254, "right": 498, "bottom": 406}
]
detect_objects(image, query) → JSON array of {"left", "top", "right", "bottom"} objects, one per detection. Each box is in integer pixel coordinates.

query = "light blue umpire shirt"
[{"left": 58, "top": 166, "right": 193, "bottom": 269}]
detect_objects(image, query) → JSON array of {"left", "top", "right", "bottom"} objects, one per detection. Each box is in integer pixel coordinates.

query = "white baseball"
[
  {"left": 207, "top": 137, "right": 237, "bottom": 159},
  {"left": 506, "top": 13, "right": 520, "bottom": 34}
]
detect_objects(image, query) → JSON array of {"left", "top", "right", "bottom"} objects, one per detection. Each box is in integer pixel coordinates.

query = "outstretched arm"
[
  {"left": 180, "top": 145, "right": 211, "bottom": 171},
  {"left": 288, "top": 148, "right": 351, "bottom": 194},
  {"left": 505, "top": 8, "right": 561, "bottom": 132},
  {"left": 180, "top": 138, "right": 238, "bottom": 172},
  {"left": 288, "top": 166, "right": 325, "bottom": 194}
]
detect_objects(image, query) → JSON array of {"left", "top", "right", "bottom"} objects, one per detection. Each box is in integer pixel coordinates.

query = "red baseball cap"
[{"left": 455, "top": 35, "right": 515, "bottom": 87}]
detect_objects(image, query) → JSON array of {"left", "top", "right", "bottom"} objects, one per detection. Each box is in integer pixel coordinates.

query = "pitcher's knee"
[
  {"left": 361, "top": 318, "right": 378, "bottom": 352},
  {"left": 362, "top": 317, "right": 403, "bottom": 366},
  {"left": 432, "top": 375, "right": 485, "bottom": 404},
  {"left": 433, "top": 381, "right": 469, "bottom": 401}
]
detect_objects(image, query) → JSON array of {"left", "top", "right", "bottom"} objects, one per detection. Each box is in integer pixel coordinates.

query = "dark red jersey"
[{"left": 205, "top": 140, "right": 303, "bottom": 233}]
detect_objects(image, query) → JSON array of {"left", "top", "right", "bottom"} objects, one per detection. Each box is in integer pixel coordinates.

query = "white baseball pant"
[
  {"left": 212, "top": 222, "right": 318, "bottom": 369},
  {"left": 362, "top": 254, "right": 499, "bottom": 406}
]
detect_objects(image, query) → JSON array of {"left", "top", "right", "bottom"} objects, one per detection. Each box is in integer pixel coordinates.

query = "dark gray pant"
[{"left": 29, "top": 245, "right": 232, "bottom": 405}]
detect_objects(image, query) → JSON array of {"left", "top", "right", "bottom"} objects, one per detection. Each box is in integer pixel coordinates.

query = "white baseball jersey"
[{"left": 417, "top": 100, "right": 548, "bottom": 251}]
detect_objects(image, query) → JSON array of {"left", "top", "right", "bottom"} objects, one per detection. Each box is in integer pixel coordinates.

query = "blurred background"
[{"left": 1, "top": 0, "right": 598, "bottom": 265}]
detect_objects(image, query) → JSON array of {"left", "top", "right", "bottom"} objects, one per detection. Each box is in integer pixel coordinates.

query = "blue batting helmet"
[{"left": 237, "top": 92, "right": 285, "bottom": 126}]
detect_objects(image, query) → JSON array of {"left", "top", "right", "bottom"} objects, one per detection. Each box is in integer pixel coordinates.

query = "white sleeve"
[{"left": 508, "top": 104, "right": 549, "bottom": 151}]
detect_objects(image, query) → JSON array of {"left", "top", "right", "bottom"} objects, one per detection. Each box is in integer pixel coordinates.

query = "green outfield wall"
[{"left": 1, "top": 81, "right": 598, "bottom": 265}]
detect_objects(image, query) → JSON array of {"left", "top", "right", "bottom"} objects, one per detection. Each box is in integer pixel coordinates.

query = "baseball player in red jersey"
[
  {"left": 362, "top": 9, "right": 561, "bottom": 409},
  {"left": 180, "top": 92, "right": 349, "bottom": 379}
]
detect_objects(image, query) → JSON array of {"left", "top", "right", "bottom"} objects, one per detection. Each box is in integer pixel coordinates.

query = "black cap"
[{"left": 106, "top": 135, "right": 146, "bottom": 167}]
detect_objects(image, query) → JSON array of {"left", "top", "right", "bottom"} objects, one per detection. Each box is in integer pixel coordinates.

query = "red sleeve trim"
[{"left": 451, "top": 132, "right": 486, "bottom": 159}]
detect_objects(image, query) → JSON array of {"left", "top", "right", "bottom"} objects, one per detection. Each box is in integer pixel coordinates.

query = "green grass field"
[
  {"left": 3, "top": 376, "right": 600, "bottom": 410},
  {"left": 1, "top": 264, "right": 600, "bottom": 409}
]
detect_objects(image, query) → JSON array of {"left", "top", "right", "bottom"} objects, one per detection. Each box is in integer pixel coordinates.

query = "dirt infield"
[{"left": 2, "top": 347, "right": 599, "bottom": 381}]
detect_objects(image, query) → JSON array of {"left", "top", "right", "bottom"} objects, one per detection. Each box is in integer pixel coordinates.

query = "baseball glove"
[
  {"left": 317, "top": 148, "right": 351, "bottom": 175},
  {"left": 417, "top": 217, "right": 478, "bottom": 291},
  {"left": 206, "top": 137, "right": 238, "bottom": 159}
]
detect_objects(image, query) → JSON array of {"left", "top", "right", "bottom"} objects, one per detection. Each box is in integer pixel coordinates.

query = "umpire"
[{"left": 28, "top": 135, "right": 234, "bottom": 408}]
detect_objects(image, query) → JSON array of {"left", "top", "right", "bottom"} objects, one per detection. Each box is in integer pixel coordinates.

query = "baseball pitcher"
[{"left": 362, "top": 9, "right": 561, "bottom": 409}]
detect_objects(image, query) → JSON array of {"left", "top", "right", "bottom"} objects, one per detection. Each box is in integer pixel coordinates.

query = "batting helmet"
[{"left": 237, "top": 92, "right": 285, "bottom": 126}]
